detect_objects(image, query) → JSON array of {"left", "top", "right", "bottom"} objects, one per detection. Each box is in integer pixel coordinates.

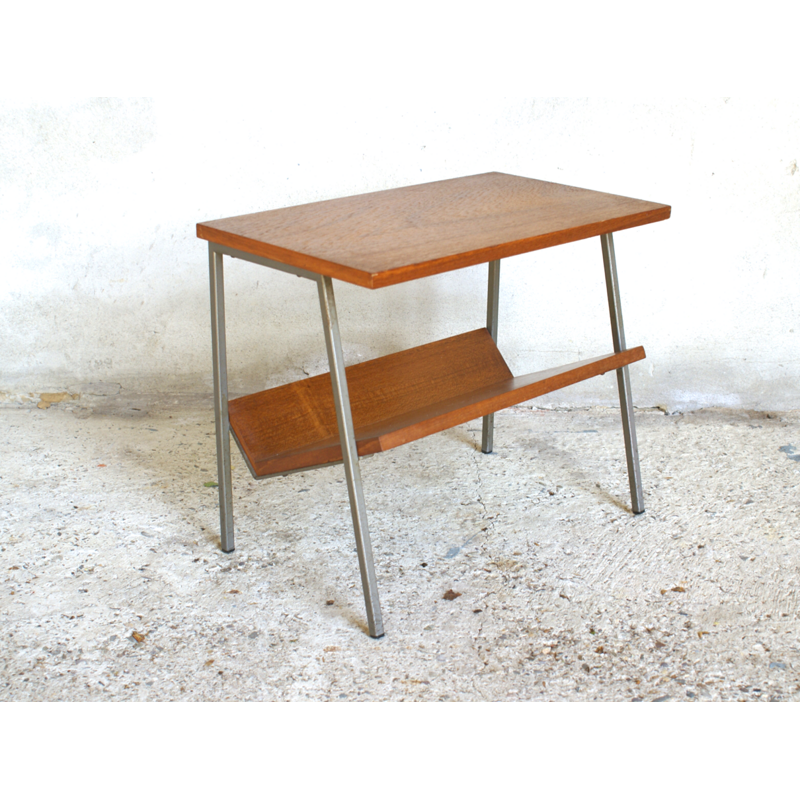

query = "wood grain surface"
[
  {"left": 228, "top": 329, "right": 645, "bottom": 477},
  {"left": 198, "top": 172, "right": 670, "bottom": 288}
]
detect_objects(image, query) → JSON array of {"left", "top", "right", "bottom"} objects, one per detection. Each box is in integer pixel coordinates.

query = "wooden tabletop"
[{"left": 197, "top": 172, "right": 670, "bottom": 289}]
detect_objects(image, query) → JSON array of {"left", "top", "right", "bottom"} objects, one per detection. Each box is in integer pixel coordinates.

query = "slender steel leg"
[
  {"left": 209, "top": 246, "right": 235, "bottom": 551},
  {"left": 601, "top": 233, "right": 645, "bottom": 514},
  {"left": 317, "top": 276, "right": 384, "bottom": 638},
  {"left": 481, "top": 259, "right": 501, "bottom": 454}
]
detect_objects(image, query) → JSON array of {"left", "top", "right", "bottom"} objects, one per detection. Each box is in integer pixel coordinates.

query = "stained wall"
[{"left": 2, "top": 97, "right": 798, "bottom": 411}]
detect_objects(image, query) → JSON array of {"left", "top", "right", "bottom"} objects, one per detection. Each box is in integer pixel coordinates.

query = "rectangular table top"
[{"left": 197, "top": 172, "right": 670, "bottom": 289}]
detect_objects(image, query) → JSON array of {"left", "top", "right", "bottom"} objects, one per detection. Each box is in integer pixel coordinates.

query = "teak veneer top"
[{"left": 197, "top": 172, "right": 670, "bottom": 289}]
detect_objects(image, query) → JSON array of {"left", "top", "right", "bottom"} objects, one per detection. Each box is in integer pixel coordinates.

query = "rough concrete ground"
[{"left": 2, "top": 394, "right": 800, "bottom": 701}]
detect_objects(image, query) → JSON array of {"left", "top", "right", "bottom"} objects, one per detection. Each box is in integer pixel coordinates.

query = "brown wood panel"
[
  {"left": 228, "top": 329, "right": 645, "bottom": 478},
  {"left": 198, "top": 173, "right": 670, "bottom": 288}
]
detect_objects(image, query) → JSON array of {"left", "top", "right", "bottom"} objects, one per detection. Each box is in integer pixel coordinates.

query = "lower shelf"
[{"left": 228, "top": 328, "right": 645, "bottom": 478}]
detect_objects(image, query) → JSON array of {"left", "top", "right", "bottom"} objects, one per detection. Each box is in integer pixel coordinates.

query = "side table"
[{"left": 197, "top": 172, "right": 670, "bottom": 637}]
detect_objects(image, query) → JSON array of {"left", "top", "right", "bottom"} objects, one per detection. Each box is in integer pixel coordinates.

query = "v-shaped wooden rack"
[{"left": 229, "top": 328, "right": 645, "bottom": 478}]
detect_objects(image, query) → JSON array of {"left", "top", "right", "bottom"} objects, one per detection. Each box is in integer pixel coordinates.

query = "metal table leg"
[
  {"left": 317, "top": 276, "right": 385, "bottom": 638},
  {"left": 209, "top": 245, "right": 235, "bottom": 552},
  {"left": 601, "top": 233, "right": 645, "bottom": 514},
  {"left": 481, "top": 259, "right": 501, "bottom": 454}
]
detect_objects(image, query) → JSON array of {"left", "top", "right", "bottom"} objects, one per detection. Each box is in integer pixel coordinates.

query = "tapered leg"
[
  {"left": 601, "top": 233, "right": 645, "bottom": 514},
  {"left": 481, "top": 260, "right": 501, "bottom": 454},
  {"left": 209, "top": 246, "right": 235, "bottom": 551},
  {"left": 317, "top": 276, "right": 384, "bottom": 638}
]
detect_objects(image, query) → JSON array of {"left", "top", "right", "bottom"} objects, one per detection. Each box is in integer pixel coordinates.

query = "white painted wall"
[{"left": 2, "top": 97, "right": 798, "bottom": 411}]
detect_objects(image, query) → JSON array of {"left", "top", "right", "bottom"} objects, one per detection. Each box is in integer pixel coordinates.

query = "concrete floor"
[{"left": 2, "top": 394, "right": 800, "bottom": 701}]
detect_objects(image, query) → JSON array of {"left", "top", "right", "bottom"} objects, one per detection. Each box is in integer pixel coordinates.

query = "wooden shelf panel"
[
  {"left": 228, "top": 329, "right": 645, "bottom": 478},
  {"left": 198, "top": 172, "right": 671, "bottom": 288}
]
